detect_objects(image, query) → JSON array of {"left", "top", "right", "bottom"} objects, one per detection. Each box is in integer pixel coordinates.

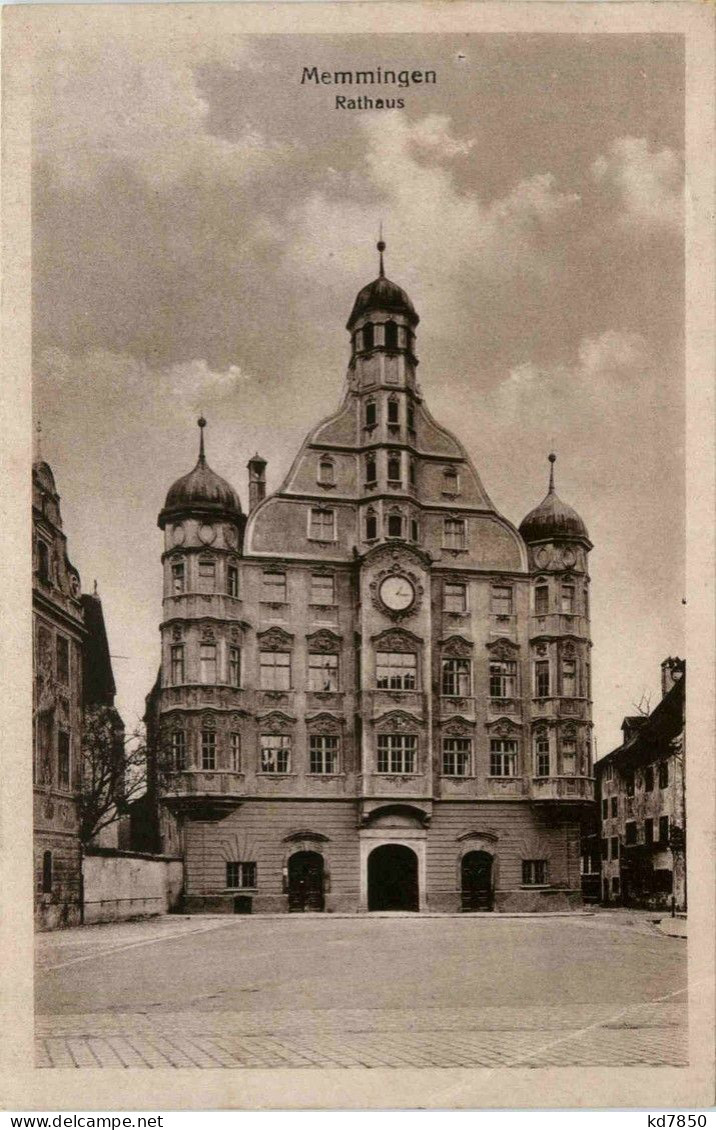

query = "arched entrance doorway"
[
  {"left": 461, "top": 851, "right": 493, "bottom": 911},
  {"left": 368, "top": 844, "right": 419, "bottom": 911},
  {"left": 288, "top": 851, "right": 325, "bottom": 912}
]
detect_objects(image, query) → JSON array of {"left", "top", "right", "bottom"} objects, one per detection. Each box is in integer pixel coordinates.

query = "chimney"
[
  {"left": 247, "top": 453, "right": 267, "bottom": 512},
  {"left": 661, "top": 656, "right": 685, "bottom": 698}
]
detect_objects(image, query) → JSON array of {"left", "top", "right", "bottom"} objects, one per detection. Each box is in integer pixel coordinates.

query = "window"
[
  {"left": 585, "top": 662, "right": 591, "bottom": 698},
  {"left": 260, "top": 651, "right": 291, "bottom": 691},
  {"left": 262, "top": 571, "right": 286, "bottom": 603},
  {"left": 365, "top": 509, "right": 378, "bottom": 541},
  {"left": 611, "top": 836, "right": 619, "bottom": 859},
  {"left": 226, "top": 861, "right": 256, "bottom": 889},
  {"left": 442, "top": 737, "right": 472, "bottom": 777},
  {"left": 409, "top": 458, "right": 416, "bottom": 487},
  {"left": 387, "top": 512, "right": 403, "bottom": 538},
  {"left": 644, "top": 817, "right": 654, "bottom": 844},
  {"left": 230, "top": 732, "right": 241, "bottom": 772},
  {"left": 309, "top": 508, "right": 336, "bottom": 541},
  {"left": 365, "top": 454, "right": 377, "bottom": 484},
  {"left": 444, "top": 582, "right": 467, "bottom": 614},
  {"left": 172, "top": 561, "right": 185, "bottom": 595},
  {"left": 385, "top": 320, "right": 398, "bottom": 349},
  {"left": 489, "top": 658, "right": 517, "bottom": 699},
  {"left": 311, "top": 574, "right": 335, "bottom": 606},
  {"left": 410, "top": 518, "right": 419, "bottom": 542},
  {"left": 377, "top": 734, "right": 416, "bottom": 774},
  {"left": 198, "top": 558, "right": 216, "bottom": 594},
  {"left": 444, "top": 519, "right": 466, "bottom": 550},
  {"left": 57, "top": 730, "right": 70, "bottom": 790},
  {"left": 535, "top": 661, "right": 550, "bottom": 698},
  {"left": 260, "top": 734, "right": 291, "bottom": 774},
  {"left": 535, "top": 584, "right": 549, "bottom": 615},
  {"left": 201, "top": 730, "right": 216, "bottom": 770},
  {"left": 659, "top": 761, "right": 669, "bottom": 788},
  {"left": 561, "top": 735, "right": 577, "bottom": 776},
  {"left": 604, "top": 762, "right": 613, "bottom": 781},
  {"left": 522, "top": 860, "right": 548, "bottom": 886},
  {"left": 602, "top": 798, "right": 608, "bottom": 819},
  {"left": 443, "top": 468, "right": 459, "bottom": 495},
  {"left": 535, "top": 733, "right": 550, "bottom": 777},
  {"left": 387, "top": 454, "right": 402, "bottom": 483},
  {"left": 376, "top": 651, "right": 417, "bottom": 691},
  {"left": 584, "top": 587, "right": 590, "bottom": 618},
  {"left": 42, "top": 850, "right": 53, "bottom": 894},
  {"left": 644, "top": 765, "right": 654, "bottom": 792},
  {"left": 365, "top": 399, "right": 377, "bottom": 428},
  {"left": 611, "top": 796, "right": 618, "bottom": 818},
  {"left": 407, "top": 401, "right": 415, "bottom": 432},
  {"left": 601, "top": 838, "right": 608, "bottom": 860},
  {"left": 626, "top": 770, "right": 635, "bottom": 797},
  {"left": 491, "top": 586, "right": 513, "bottom": 616},
  {"left": 309, "top": 734, "right": 339, "bottom": 774},
  {"left": 37, "top": 540, "right": 51, "bottom": 583},
  {"left": 308, "top": 652, "right": 339, "bottom": 692},
  {"left": 625, "top": 821, "right": 637, "bottom": 845},
  {"left": 56, "top": 636, "right": 70, "bottom": 685},
  {"left": 442, "top": 657, "right": 471, "bottom": 697},
  {"left": 561, "top": 584, "right": 576, "bottom": 614},
  {"left": 363, "top": 323, "right": 374, "bottom": 351},
  {"left": 659, "top": 816, "right": 669, "bottom": 844},
  {"left": 171, "top": 731, "right": 186, "bottom": 771},
  {"left": 490, "top": 739, "right": 518, "bottom": 777},
  {"left": 561, "top": 657, "right": 577, "bottom": 697},
  {"left": 200, "top": 643, "right": 217, "bottom": 684},
  {"left": 227, "top": 563, "right": 239, "bottom": 598},
  {"left": 228, "top": 646, "right": 241, "bottom": 688},
  {"left": 170, "top": 644, "right": 185, "bottom": 685},
  {"left": 387, "top": 399, "right": 400, "bottom": 426},
  {"left": 318, "top": 457, "right": 335, "bottom": 485}
]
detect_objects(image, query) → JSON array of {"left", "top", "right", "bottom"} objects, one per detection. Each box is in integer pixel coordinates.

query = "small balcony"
[
  {"left": 162, "top": 770, "right": 245, "bottom": 818},
  {"left": 531, "top": 776, "right": 595, "bottom": 803}
]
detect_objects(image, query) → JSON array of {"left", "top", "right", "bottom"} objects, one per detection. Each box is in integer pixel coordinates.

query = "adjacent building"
[
  {"left": 597, "top": 658, "right": 686, "bottom": 910},
  {"left": 149, "top": 243, "right": 596, "bottom": 914}
]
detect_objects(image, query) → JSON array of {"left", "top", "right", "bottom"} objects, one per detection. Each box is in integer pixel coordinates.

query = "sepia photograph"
[{"left": 2, "top": 0, "right": 714, "bottom": 1113}]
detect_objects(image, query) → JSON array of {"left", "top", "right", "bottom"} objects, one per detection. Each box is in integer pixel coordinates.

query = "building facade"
[
  {"left": 150, "top": 245, "right": 596, "bottom": 914},
  {"left": 598, "top": 658, "right": 686, "bottom": 910}
]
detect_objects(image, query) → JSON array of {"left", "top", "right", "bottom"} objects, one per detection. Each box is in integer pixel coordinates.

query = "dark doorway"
[
  {"left": 368, "top": 844, "right": 419, "bottom": 911},
  {"left": 461, "top": 851, "right": 493, "bottom": 912},
  {"left": 288, "top": 851, "right": 325, "bottom": 912}
]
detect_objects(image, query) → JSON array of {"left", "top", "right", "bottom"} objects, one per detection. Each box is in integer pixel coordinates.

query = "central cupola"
[{"left": 346, "top": 240, "right": 419, "bottom": 369}]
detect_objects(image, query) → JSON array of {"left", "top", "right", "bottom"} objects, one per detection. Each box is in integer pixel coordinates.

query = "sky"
[{"left": 32, "top": 27, "right": 685, "bottom": 754}]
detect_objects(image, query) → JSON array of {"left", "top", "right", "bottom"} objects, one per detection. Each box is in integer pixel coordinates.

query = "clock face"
[
  {"left": 171, "top": 523, "right": 185, "bottom": 546},
  {"left": 380, "top": 574, "right": 415, "bottom": 612},
  {"left": 198, "top": 523, "right": 216, "bottom": 545}
]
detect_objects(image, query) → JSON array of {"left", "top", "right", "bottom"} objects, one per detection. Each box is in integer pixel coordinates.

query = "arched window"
[
  {"left": 318, "top": 457, "right": 335, "bottom": 486},
  {"left": 365, "top": 454, "right": 377, "bottom": 484},
  {"left": 365, "top": 399, "right": 377, "bottom": 429},
  {"left": 365, "top": 508, "right": 378, "bottom": 541},
  {"left": 387, "top": 397, "right": 400, "bottom": 426},
  {"left": 363, "top": 323, "right": 374, "bottom": 351},
  {"left": 42, "top": 850, "right": 52, "bottom": 894},
  {"left": 387, "top": 511, "right": 403, "bottom": 539},
  {"left": 387, "top": 454, "right": 402, "bottom": 484},
  {"left": 385, "top": 320, "right": 398, "bottom": 349}
]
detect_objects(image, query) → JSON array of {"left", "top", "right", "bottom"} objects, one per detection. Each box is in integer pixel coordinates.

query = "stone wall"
[{"left": 82, "top": 850, "right": 183, "bottom": 924}]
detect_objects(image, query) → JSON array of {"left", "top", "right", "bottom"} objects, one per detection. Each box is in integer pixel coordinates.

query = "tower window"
[
  {"left": 407, "top": 401, "right": 415, "bottom": 432},
  {"left": 172, "top": 561, "right": 185, "bottom": 595},
  {"left": 228, "top": 646, "right": 241, "bottom": 688},
  {"left": 385, "top": 320, "right": 398, "bottom": 349},
  {"left": 561, "top": 734, "right": 577, "bottom": 775},
  {"left": 365, "top": 454, "right": 377, "bottom": 485},
  {"left": 262, "top": 571, "right": 286, "bottom": 603},
  {"left": 201, "top": 730, "right": 216, "bottom": 770},
  {"left": 42, "top": 850, "right": 53, "bottom": 894},
  {"left": 309, "top": 508, "right": 336, "bottom": 541},
  {"left": 308, "top": 652, "right": 339, "bottom": 692},
  {"left": 387, "top": 398, "right": 400, "bottom": 426},
  {"left": 387, "top": 454, "right": 402, "bottom": 484},
  {"left": 57, "top": 730, "right": 71, "bottom": 790},
  {"left": 365, "top": 400, "right": 377, "bottom": 429},
  {"left": 171, "top": 731, "right": 186, "bottom": 771},
  {"left": 387, "top": 512, "right": 403, "bottom": 539},
  {"left": 363, "top": 323, "right": 374, "bottom": 351},
  {"left": 561, "top": 657, "right": 577, "bottom": 697},
  {"left": 200, "top": 643, "right": 217, "bottom": 684},
  {"left": 561, "top": 584, "right": 576, "bottom": 614},
  {"left": 37, "top": 540, "right": 51, "bottom": 584},
  {"left": 170, "top": 644, "right": 185, "bottom": 685},
  {"left": 535, "top": 660, "right": 550, "bottom": 698},
  {"left": 410, "top": 518, "right": 419, "bottom": 542},
  {"left": 230, "top": 732, "right": 241, "bottom": 772},
  {"left": 443, "top": 519, "right": 466, "bottom": 550},
  {"left": 535, "top": 584, "right": 549, "bottom": 615},
  {"left": 56, "top": 636, "right": 70, "bottom": 685},
  {"left": 409, "top": 459, "right": 416, "bottom": 487},
  {"left": 535, "top": 732, "right": 550, "bottom": 777},
  {"left": 198, "top": 558, "right": 216, "bottom": 594},
  {"left": 318, "top": 457, "right": 335, "bottom": 486},
  {"left": 227, "top": 563, "right": 239, "bottom": 598},
  {"left": 260, "top": 651, "right": 291, "bottom": 691},
  {"left": 365, "top": 509, "right": 378, "bottom": 541}
]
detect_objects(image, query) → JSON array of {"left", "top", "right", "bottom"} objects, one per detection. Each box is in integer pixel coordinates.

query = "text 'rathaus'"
[{"left": 146, "top": 242, "right": 595, "bottom": 914}]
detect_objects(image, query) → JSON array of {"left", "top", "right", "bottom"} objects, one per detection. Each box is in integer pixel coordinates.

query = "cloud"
[
  {"left": 592, "top": 137, "right": 683, "bottom": 230},
  {"left": 407, "top": 113, "right": 475, "bottom": 161}
]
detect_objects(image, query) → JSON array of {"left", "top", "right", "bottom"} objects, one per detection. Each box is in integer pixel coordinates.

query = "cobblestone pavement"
[{"left": 36, "top": 913, "right": 687, "bottom": 1069}]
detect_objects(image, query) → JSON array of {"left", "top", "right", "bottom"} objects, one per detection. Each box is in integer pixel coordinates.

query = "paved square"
[{"left": 35, "top": 912, "right": 687, "bottom": 1068}]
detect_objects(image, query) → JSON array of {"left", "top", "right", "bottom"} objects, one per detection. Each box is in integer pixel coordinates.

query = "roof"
[
  {"left": 346, "top": 274, "right": 419, "bottom": 330},
  {"left": 159, "top": 420, "right": 242, "bottom": 525},
  {"left": 599, "top": 669, "right": 685, "bottom": 770},
  {"left": 81, "top": 592, "right": 117, "bottom": 706},
  {"left": 519, "top": 455, "right": 590, "bottom": 544}
]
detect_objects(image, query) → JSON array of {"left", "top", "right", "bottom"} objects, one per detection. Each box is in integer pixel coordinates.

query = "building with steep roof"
[{"left": 149, "top": 244, "right": 596, "bottom": 914}]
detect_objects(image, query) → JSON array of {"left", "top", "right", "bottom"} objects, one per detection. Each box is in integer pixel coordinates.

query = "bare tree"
[
  {"left": 79, "top": 709, "right": 148, "bottom": 845},
  {"left": 631, "top": 690, "right": 652, "bottom": 717}
]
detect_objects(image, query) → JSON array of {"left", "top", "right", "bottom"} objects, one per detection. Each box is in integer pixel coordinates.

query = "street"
[{"left": 36, "top": 911, "right": 687, "bottom": 1068}]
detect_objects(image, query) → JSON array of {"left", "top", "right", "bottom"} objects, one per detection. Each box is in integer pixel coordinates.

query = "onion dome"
[
  {"left": 346, "top": 239, "right": 419, "bottom": 330},
  {"left": 159, "top": 418, "right": 242, "bottom": 526},
  {"left": 519, "top": 454, "right": 590, "bottom": 544}
]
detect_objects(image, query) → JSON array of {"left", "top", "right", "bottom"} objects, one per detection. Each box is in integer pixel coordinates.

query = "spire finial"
[
  {"left": 93, "top": 578, "right": 99, "bottom": 597},
  {"left": 197, "top": 416, "right": 207, "bottom": 463},
  {"left": 377, "top": 222, "right": 386, "bottom": 278},
  {"left": 35, "top": 419, "right": 43, "bottom": 462},
  {"left": 548, "top": 452, "right": 557, "bottom": 493}
]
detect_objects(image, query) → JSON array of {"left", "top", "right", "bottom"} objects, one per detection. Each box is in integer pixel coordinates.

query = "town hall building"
[{"left": 147, "top": 242, "right": 596, "bottom": 913}]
